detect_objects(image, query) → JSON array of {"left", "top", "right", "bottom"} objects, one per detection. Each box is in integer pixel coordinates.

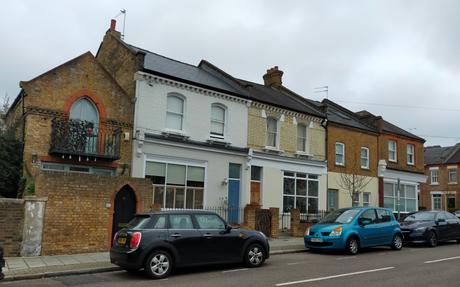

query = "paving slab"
[
  {"left": 24, "top": 258, "right": 47, "bottom": 268},
  {"left": 73, "top": 255, "right": 97, "bottom": 264},
  {"left": 56, "top": 256, "right": 79, "bottom": 265},
  {"left": 42, "top": 256, "right": 63, "bottom": 266}
]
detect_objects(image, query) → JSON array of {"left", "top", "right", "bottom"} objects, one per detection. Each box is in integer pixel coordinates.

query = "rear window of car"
[
  {"left": 125, "top": 215, "right": 152, "bottom": 229},
  {"left": 169, "top": 214, "right": 194, "bottom": 229}
]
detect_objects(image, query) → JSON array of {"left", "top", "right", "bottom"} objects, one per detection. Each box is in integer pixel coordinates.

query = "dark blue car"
[{"left": 305, "top": 207, "right": 403, "bottom": 254}]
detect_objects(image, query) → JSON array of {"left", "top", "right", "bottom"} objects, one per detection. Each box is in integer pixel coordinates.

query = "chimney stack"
[
  {"left": 110, "top": 19, "right": 117, "bottom": 31},
  {"left": 263, "top": 66, "right": 284, "bottom": 87}
]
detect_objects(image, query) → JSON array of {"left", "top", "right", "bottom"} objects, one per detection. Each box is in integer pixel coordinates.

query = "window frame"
[
  {"left": 388, "top": 140, "right": 397, "bottom": 162},
  {"left": 210, "top": 103, "right": 226, "bottom": 139},
  {"left": 407, "top": 144, "right": 415, "bottom": 165},
  {"left": 166, "top": 94, "right": 185, "bottom": 131},
  {"left": 282, "top": 172, "right": 319, "bottom": 214},
  {"left": 430, "top": 169, "right": 439, "bottom": 185},
  {"left": 296, "top": 123, "right": 307, "bottom": 152},
  {"left": 383, "top": 182, "right": 417, "bottom": 212},
  {"left": 431, "top": 194, "right": 442, "bottom": 211},
  {"left": 448, "top": 167, "right": 457, "bottom": 184},
  {"left": 363, "top": 192, "right": 371, "bottom": 207},
  {"left": 360, "top": 147, "right": 369, "bottom": 169},
  {"left": 266, "top": 117, "right": 279, "bottom": 148},
  {"left": 335, "top": 142, "right": 345, "bottom": 166}
]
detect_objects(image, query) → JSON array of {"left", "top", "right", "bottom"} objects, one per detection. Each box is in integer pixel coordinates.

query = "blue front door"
[{"left": 228, "top": 163, "right": 241, "bottom": 224}]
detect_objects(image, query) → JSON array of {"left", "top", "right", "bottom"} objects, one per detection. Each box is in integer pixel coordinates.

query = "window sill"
[
  {"left": 161, "top": 129, "right": 189, "bottom": 139},
  {"left": 430, "top": 183, "right": 439, "bottom": 186},
  {"left": 335, "top": 163, "right": 345, "bottom": 167},
  {"left": 361, "top": 167, "right": 370, "bottom": 170},
  {"left": 448, "top": 182, "right": 458, "bottom": 185},
  {"left": 388, "top": 160, "right": 397, "bottom": 163},
  {"left": 207, "top": 137, "right": 231, "bottom": 146},
  {"left": 407, "top": 163, "right": 415, "bottom": 166},
  {"left": 263, "top": 146, "right": 283, "bottom": 154},
  {"left": 295, "top": 151, "right": 313, "bottom": 158}
]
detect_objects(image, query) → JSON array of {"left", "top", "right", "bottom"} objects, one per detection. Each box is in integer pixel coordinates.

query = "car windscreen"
[
  {"left": 404, "top": 212, "right": 436, "bottom": 222},
  {"left": 125, "top": 215, "right": 151, "bottom": 229},
  {"left": 319, "top": 209, "right": 360, "bottom": 224}
]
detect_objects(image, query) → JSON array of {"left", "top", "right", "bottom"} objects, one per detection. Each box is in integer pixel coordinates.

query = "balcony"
[{"left": 50, "top": 118, "right": 121, "bottom": 161}]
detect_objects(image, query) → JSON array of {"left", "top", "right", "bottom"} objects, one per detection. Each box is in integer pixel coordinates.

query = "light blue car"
[{"left": 304, "top": 207, "right": 403, "bottom": 255}]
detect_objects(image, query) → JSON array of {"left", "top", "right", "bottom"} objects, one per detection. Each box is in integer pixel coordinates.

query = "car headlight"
[
  {"left": 415, "top": 227, "right": 426, "bottom": 232},
  {"left": 305, "top": 228, "right": 310, "bottom": 236},
  {"left": 329, "top": 227, "right": 343, "bottom": 236}
]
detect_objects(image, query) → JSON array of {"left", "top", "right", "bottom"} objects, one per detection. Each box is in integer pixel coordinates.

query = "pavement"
[
  {"left": 2, "top": 241, "right": 460, "bottom": 287},
  {"left": 0, "top": 233, "right": 305, "bottom": 282}
]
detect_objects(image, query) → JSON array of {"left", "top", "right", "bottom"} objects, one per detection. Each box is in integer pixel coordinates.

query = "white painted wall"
[
  {"left": 327, "top": 172, "right": 379, "bottom": 208},
  {"left": 132, "top": 139, "right": 250, "bottom": 208},
  {"left": 134, "top": 76, "right": 248, "bottom": 148}
]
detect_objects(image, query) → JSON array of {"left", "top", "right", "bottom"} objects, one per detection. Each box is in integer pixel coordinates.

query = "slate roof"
[
  {"left": 126, "top": 42, "right": 325, "bottom": 118},
  {"left": 356, "top": 110, "right": 425, "bottom": 142},
  {"left": 424, "top": 144, "right": 460, "bottom": 165},
  {"left": 127, "top": 44, "right": 248, "bottom": 98},
  {"left": 321, "top": 100, "right": 378, "bottom": 133}
]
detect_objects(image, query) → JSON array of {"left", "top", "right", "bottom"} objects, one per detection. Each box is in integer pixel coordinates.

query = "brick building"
[
  {"left": 420, "top": 144, "right": 460, "bottom": 211},
  {"left": 5, "top": 31, "right": 152, "bottom": 254},
  {"left": 356, "top": 111, "right": 426, "bottom": 214},
  {"left": 320, "top": 100, "right": 380, "bottom": 210}
]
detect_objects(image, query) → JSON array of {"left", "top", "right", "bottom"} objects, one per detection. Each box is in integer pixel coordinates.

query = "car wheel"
[
  {"left": 428, "top": 231, "right": 438, "bottom": 248},
  {"left": 345, "top": 236, "right": 359, "bottom": 255},
  {"left": 390, "top": 234, "right": 403, "bottom": 250},
  {"left": 144, "top": 250, "right": 173, "bottom": 279},
  {"left": 245, "top": 243, "right": 266, "bottom": 268}
]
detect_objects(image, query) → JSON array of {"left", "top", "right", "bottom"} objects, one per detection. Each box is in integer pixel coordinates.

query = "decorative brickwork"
[
  {"left": 0, "top": 198, "right": 25, "bottom": 256},
  {"left": 35, "top": 171, "right": 152, "bottom": 255}
]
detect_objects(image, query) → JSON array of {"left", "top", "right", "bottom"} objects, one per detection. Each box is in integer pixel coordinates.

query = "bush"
[{"left": 0, "top": 128, "right": 23, "bottom": 198}]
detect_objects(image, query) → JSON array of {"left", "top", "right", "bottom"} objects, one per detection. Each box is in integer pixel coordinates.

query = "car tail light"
[
  {"left": 130, "top": 232, "right": 142, "bottom": 249},
  {"left": 112, "top": 232, "right": 118, "bottom": 247}
]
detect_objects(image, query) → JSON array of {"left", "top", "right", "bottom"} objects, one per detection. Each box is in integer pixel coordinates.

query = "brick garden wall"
[
  {"left": 35, "top": 171, "right": 152, "bottom": 255},
  {"left": 0, "top": 198, "right": 25, "bottom": 256}
]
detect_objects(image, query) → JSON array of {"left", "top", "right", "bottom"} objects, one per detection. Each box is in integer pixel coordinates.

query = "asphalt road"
[{"left": 3, "top": 242, "right": 460, "bottom": 287}]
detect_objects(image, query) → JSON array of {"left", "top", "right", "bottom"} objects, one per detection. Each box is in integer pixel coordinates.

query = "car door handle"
[
  {"left": 170, "top": 233, "right": 182, "bottom": 238},
  {"left": 203, "top": 233, "right": 213, "bottom": 238}
]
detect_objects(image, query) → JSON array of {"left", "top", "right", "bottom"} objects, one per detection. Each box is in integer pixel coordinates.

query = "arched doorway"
[{"left": 112, "top": 185, "right": 137, "bottom": 239}]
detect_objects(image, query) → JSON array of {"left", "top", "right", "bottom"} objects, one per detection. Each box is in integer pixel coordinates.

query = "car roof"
[{"left": 136, "top": 210, "right": 218, "bottom": 216}]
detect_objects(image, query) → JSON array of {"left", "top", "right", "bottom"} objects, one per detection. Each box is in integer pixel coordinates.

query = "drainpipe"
[
  {"left": 321, "top": 117, "right": 328, "bottom": 210},
  {"left": 0, "top": 245, "right": 4, "bottom": 280}
]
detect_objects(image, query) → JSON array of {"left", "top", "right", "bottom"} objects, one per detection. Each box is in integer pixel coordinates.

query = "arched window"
[
  {"left": 70, "top": 97, "right": 99, "bottom": 125},
  {"left": 210, "top": 104, "right": 226, "bottom": 138},
  {"left": 166, "top": 95, "right": 184, "bottom": 130}
]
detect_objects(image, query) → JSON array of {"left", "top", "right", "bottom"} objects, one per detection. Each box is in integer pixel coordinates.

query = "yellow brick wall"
[{"left": 247, "top": 105, "right": 326, "bottom": 160}]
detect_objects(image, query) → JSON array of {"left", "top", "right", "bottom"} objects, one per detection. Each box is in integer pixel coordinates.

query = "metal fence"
[
  {"left": 280, "top": 210, "right": 329, "bottom": 230},
  {"left": 161, "top": 206, "right": 245, "bottom": 225}
]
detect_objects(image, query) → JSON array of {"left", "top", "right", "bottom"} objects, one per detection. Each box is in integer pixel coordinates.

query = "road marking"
[
  {"left": 222, "top": 268, "right": 248, "bottom": 273},
  {"left": 275, "top": 267, "right": 395, "bottom": 286},
  {"left": 424, "top": 256, "right": 460, "bottom": 264},
  {"left": 287, "top": 262, "right": 301, "bottom": 265}
]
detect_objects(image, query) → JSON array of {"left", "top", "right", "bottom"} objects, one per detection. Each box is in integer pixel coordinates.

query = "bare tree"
[
  {"left": 336, "top": 151, "right": 373, "bottom": 206},
  {"left": 0, "top": 93, "right": 10, "bottom": 114}
]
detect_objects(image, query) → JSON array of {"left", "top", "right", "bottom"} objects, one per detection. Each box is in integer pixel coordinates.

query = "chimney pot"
[
  {"left": 263, "top": 66, "right": 284, "bottom": 87},
  {"left": 110, "top": 19, "right": 116, "bottom": 31}
]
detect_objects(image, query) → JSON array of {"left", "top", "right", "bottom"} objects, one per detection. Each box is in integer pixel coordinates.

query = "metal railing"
[
  {"left": 50, "top": 118, "right": 121, "bottom": 160},
  {"left": 280, "top": 210, "right": 329, "bottom": 230}
]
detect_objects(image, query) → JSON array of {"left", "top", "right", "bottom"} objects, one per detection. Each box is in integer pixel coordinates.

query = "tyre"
[
  {"left": 244, "top": 243, "right": 266, "bottom": 268},
  {"left": 144, "top": 250, "right": 173, "bottom": 279},
  {"left": 457, "top": 239, "right": 460, "bottom": 244},
  {"left": 345, "top": 236, "right": 359, "bottom": 255},
  {"left": 427, "top": 231, "right": 438, "bottom": 248},
  {"left": 390, "top": 233, "right": 403, "bottom": 250}
]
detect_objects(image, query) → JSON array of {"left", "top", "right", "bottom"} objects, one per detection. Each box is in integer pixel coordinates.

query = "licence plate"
[
  {"left": 118, "top": 237, "right": 127, "bottom": 245},
  {"left": 311, "top": 237, "right": 323, "bottom": 243}
]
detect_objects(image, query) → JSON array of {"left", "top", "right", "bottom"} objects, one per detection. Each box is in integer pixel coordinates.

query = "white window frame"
[
  {"left": 210, "top": 103, "right": 226, "bottom": 139},
  {"left": 296, "top": 123, "right": 308, "bottom": 152},
  {"left": 166, "top": 93, "right": 185, "bottom": 131},
  {"left": 431, "top": 193, "right": 442, "bottom": 211},
  {"left": 388, "top": 140, "right": 397, "bottom": 162},
  {"left": 360, "top": 147, "right": 369, "bottom": 169},
  {"left": 363, "top": 192, "right": 371, "bottom": 207},
  {"left": 448, "top": 167, "right": 457, "bottom": 184},
  {"left": 430, "top": 168, "right": 439, "bottom": 185},
  {"left": 282, "top": 172, "right": 319, "bottom": 214},
  {"left": 335, "top": 142, "right": 345, "bottom": 166},
  {"left": 266, "top": 117, "right": 279, "bottom": 148},
  {"left": 383, "top": 181, "right": 418, "bottom": 212},
  {"left": 407, "top": 144, "right": 415, "bottom": 165}
]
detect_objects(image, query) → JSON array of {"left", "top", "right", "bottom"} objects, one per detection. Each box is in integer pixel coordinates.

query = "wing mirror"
[
  {"left": 358, "top": 218, "right": 371, "bottom": 226},
  {"left": 224, "top": 224, "right": 232, "bottom": 233}
]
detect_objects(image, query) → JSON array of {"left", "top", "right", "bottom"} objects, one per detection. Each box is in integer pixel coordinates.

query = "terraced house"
[
  {"left": 421, "top": 144, "right": 460, "bottom": 211},
  {"left": 320, "top": 100, "right": 380, "bottom": 210},
  {"left": 97, "top": 22, "right": 328, "bottom": 223},
  {"left": 356, "top": 111, "right": 426, "bottom": 214}
]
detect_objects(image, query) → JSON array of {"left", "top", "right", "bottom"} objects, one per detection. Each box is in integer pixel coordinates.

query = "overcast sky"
[{"left": 1, "top": 0, "right": 459, "bottom": 146}]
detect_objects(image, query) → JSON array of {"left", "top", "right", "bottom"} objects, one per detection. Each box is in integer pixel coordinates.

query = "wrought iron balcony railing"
[{"left": 50, "top": 118, "right": 121, "bottom": 160}]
